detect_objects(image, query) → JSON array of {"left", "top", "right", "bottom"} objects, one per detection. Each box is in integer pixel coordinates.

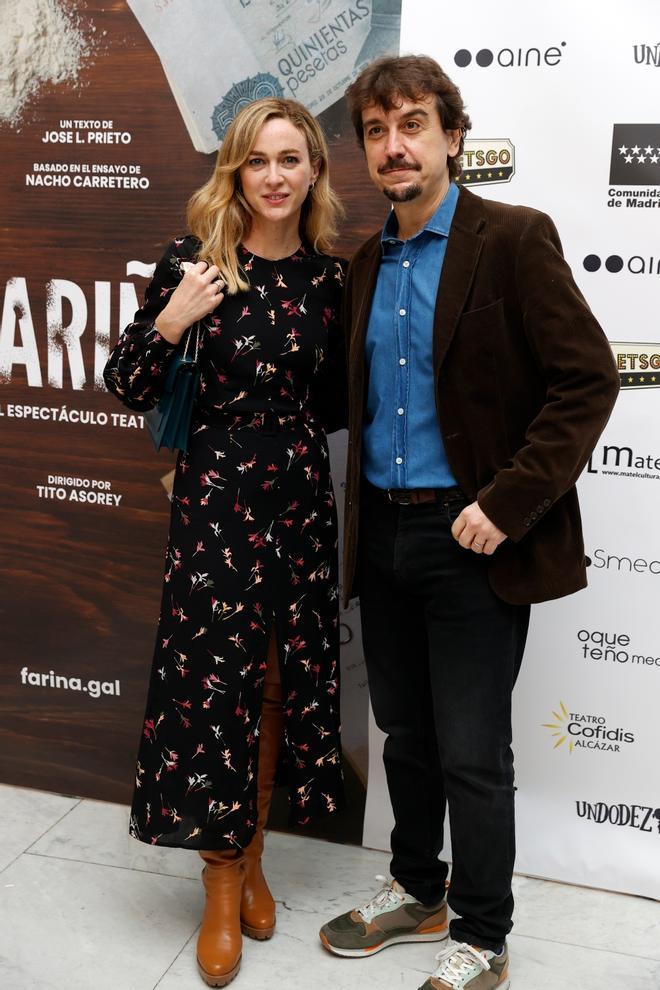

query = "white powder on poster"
[{"left": 0, "top": 0, "right": 90, "bottom": 126}]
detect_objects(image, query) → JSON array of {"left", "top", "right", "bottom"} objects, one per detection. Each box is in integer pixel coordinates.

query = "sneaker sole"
[{"left": 319, "top": 925, "right": 449, "bottom": 958}]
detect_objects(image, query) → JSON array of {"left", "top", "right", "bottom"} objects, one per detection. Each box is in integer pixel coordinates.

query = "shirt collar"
[{"left": 381, "top": 180, "right": 459, "bottom": 245}]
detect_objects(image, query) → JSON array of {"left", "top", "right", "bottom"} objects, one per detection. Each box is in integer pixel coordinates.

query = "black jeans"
[{"left": 357, "top": 486, "right": 530, "bottom": 951}]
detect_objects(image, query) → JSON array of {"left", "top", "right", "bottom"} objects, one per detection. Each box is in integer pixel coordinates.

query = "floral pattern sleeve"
[
  {"left": 309, "top": 258, "right": 348, "bottom": 434},
  {"left": 103, "top": 237, "right": 196, "bottom": 411}
]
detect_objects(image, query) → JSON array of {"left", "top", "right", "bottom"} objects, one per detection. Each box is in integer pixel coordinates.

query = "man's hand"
[{"left": 451, "top": 501, "right": 507, "bottom": 556}]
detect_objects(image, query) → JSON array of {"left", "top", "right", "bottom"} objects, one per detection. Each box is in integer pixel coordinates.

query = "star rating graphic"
[
  {"left": 620, "top": 372, "right": 660, "bottom": 389},
  {"left": 618, "top": 143, "right": 660, "bottom": 166},
  {"left": 461, "top": 168, "right": 509, "bottom": 185}
]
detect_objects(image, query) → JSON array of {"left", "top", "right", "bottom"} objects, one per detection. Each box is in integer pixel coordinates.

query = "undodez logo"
[
  {"left": 576, "top": 801, "right": 660, "bottom": 837},
  {"left": 453, "top": 42, "right": 566, "bottom": 68},
  {"left": 542, "top": 701, "right": 635, "bottom": 754},
  {"left": 633, "top": 43, "right": 660, "bottom": 67}
]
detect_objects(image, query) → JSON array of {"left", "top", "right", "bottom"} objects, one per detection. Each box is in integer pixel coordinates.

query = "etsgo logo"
[
  {"left": 542, "top": 701, "right": 635, "bottom": 754},
  {"left": 453, "top": 42, "right": 566, "bottom": 68},
  {"left": 583, "top": 253, "right": 660, "bottom": 275},
  {"left": 610, "top": 342, "right": 660, "bottom": 389},
  {"left": 457, "top": 139, "right": 515, "bottom": 187},
  {"left": 576, "top": 801, "right": 660, "bottom": 836},
  {"left": 608, "top": 124, "right": 660, "bottom": 209},
  {"left": 633, "top": 43, "right": 660, "bottom": 67}
]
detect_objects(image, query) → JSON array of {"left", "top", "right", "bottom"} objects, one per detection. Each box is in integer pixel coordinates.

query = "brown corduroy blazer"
[{"left": 342, "top": 185, "right": 620, "bottom": 606}]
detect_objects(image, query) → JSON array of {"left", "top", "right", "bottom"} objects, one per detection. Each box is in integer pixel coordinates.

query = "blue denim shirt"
[{"left": 362, "top": 182, "right": 459, "bottom": 489}]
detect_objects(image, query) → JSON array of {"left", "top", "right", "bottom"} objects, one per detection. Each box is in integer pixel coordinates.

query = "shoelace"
[
  {"left": 356, "top": 875, "right": 403, "bottom": 923},
  {"left": 432, "top": 942, "right": 491, "bottom": 987}
]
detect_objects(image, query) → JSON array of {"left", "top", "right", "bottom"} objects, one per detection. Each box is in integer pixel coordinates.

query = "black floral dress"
[{"left": 104, "top": 237, "right": 346, "bottom": 849}]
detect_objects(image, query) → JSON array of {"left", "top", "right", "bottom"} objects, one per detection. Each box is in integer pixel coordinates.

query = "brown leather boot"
[
  {"left": 241, "top": 653, "right": 285, "bottom": 940},
  {"left": 196, "top": 848, "right": 245, "bottom": 987}
]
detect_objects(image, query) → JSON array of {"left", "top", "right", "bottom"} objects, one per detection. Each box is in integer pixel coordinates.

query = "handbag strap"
[{"left": 182, "top": 321, "right": 201, "bottom": 363}]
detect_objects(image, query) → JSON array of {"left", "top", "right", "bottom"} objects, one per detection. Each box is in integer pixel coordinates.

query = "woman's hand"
[{"left": 155, "top": 261, "right": 225, "bottom": 345}]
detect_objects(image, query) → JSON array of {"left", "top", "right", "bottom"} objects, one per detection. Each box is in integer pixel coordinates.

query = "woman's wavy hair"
[
  {"left": 346, "top": 54, "right": 472, "bottom": 181},
  {"left": 187, "top": 98, "right": 342, "bottom": 294}
]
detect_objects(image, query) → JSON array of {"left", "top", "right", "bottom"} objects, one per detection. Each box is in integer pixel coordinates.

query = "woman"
[{"left": 104, "top": 98, "right": 346, "bottom": 988}]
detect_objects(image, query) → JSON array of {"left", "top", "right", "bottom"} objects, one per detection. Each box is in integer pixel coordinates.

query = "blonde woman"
[{"left": 104, "top": 98, "right": 346, "bottom": 987}]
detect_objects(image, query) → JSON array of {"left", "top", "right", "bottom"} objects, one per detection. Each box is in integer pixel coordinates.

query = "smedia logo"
[
  {"left": 454, "top": 42, "right": 566, "bottom": 68},
  {"left": 585, "top": 549, "right": 660, "bottom": 575},
  {"left": 458, "top": 139, "right": 515, "bottom": 187},
  {"left": 583, "top": 253, "right": 660, "bottom": 275}
]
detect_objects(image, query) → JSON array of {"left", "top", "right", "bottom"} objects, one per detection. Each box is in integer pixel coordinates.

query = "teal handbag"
[{"left": 145, "top": 323, "right": 201, "bottom": 453}]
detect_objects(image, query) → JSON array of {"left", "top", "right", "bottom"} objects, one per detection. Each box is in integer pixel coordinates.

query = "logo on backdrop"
[
  {"left": 576, "top": 629, "right": 660, "bottom": 671},
  {"left": 608, "top": 342, "right": 660, "bottom": 390},
  {"left": 453, "top": 42, "right": 566, "bottom": 68},
  {"left": 576, "top": 801, "right": 660, "bottom": 836},
  {"left": 585, "top": 549, "right": 660, "bottom": 576},
  {"left": 587, "top": 441, "right": 660, "bottom": 480},
  {"left": 608, "top": 125, "right": 660, "bottom": 210},
  {"left": 542, "top": 700, "right": 635, "bottom": 754},
  {"left": 457, "top": 139, "right": 515, "bottom": 186},
  {"left": 583, "top": 253, "right": 660, "bottom": 275},
  {"left": 633, "top": 43, "right": 660, "bottom": 67}
]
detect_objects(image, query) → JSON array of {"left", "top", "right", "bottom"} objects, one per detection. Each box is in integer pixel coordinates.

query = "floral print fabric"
[{"left": 105, "top": 237, "right": 346, "bottom": 849}]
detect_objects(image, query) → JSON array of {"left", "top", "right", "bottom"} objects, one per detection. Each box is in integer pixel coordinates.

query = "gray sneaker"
[
  {"left": 419, "top": 941, "right": 510, "bottom": 989},
  {"left": 319, "top": 874, "right": 448, "bottom": 958}
]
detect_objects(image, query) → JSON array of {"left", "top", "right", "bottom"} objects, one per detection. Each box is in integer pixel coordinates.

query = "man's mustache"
[{"left": 378, "top": 158, "right": 421, "bottom": 174}]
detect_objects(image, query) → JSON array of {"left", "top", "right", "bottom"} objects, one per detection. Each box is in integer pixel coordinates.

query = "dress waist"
[{"left": 194, "top": 407, "right": 315, "bottom": 435}]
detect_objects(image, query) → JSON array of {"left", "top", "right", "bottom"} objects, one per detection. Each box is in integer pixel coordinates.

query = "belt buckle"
[{"left": 387, "top": 489, "right": 411, "bottom": 505}]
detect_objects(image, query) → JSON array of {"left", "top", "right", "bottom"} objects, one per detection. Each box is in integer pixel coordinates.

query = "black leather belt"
[{"left": 363, "top": 480, "right": 465, "bottom": 506}]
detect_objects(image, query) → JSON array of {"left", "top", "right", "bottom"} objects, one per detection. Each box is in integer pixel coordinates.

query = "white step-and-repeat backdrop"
[{"left": 362, "top": 0, "right": 660, "bottom": 900}]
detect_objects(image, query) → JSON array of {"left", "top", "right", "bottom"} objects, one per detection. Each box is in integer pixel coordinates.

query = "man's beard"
[{"left": 383, "top": 182, "right": 423, "bottom": 203}]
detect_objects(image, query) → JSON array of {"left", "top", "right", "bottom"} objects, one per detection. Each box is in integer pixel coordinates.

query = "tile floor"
[{"left": 1, "top": 783, "right": 659, "bottom": 990}]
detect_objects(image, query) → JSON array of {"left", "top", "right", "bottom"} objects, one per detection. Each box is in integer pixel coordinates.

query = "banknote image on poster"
[{"left": 127, "top": 0, "right": 401, "bottom": 152}]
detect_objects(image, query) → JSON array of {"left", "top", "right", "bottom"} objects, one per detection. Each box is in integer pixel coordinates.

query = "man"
[{"left": 319, "top": 55, "right": 619, "bottom": 989}]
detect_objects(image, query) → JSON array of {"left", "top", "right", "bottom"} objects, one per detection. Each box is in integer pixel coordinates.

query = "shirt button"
[
  {"left": 403, "top": 260, "right": 410, "bottom": 268},
  {"left": 399, "top": 308, "right": 406, "bottom": 316},
  {"left": 395, "top": 457, "right": 403, "bottom": 465},
  {"left": 397, "top": 408, "right": 404, "bottom": 415},
  {"left": 399, "top": 357, "right": 406, "bottom": 366}
]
